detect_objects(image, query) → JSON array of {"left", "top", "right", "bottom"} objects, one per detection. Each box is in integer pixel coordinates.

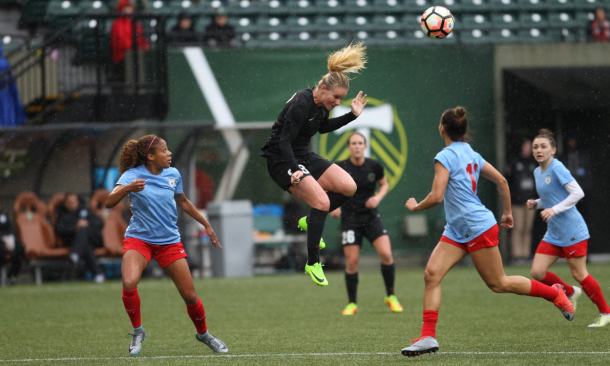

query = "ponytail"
[
  {"left": 535, "top": 128, "right": 556, "bottom": 148},
  {"left": 315, "top": 42, "right": 367, "bottom": 91},
  {"left": 119, "top": 134, "right": 160, "bottom": 174},
  {"left": 441, "top": 106, "right": 470, "bottom": 142}
]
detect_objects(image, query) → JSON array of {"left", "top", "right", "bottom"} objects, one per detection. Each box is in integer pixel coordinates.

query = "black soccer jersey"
[
  {"left": 336, "top": 158, "right": 385, "bottom": 221},
  {"left": 260, "top": 88, "right": 357, "bottom": 175}
]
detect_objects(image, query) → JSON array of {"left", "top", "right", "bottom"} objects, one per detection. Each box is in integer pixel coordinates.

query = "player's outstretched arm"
[
  {"left": 106, "top": 180, "right": 145, "bottom": 208},
  {"left": 174, "top": 193, "right": 222, "bottom": 248},
  {"left": 318, "top": 91, "right": 369, "bottom": 133},
  {"left": 405, "top": 162, "right": 449, "bottom": 212},
  {"left": 481, "top": 162, "right": 514, "bottom": 229}
]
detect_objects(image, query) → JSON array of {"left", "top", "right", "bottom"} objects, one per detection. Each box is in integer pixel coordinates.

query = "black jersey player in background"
[
  {"left": 330, "top": 132, "right": 403, "bottom": 314},
  {"left": 260, "top": 42, "right": 369, "bottom": 287}
]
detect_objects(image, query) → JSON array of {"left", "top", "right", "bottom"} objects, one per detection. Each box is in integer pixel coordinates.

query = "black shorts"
[
  {"left": 340, "top": 214, "right": 388, "bottom": 247},
  {"left": 266, "top": 152, "right": 333, "bottom": 191}
]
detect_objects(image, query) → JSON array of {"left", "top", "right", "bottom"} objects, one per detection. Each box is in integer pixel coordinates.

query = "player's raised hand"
[
  {"left": 127, "top": 179, "right": 146, "bottom": 192},
  {"left": 351, "top": 91, "right": 369, "bottom": 117},
  {"left": 501, "top": 213, "right": 514, "bottom": 229},
  {"left": 405, "top": 198, "right": 418, "bottom": 211}
]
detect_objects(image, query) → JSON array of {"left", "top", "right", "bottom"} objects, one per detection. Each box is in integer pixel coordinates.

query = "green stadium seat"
[
  {"left": 461, "top": 14, "right": 492, "bottom": 29},
  {"left": 226, "top": 0, "right": 258, "bottom": 16},
  {"left": 79, "top": 0, "right": 109, "bottom": 14},
  {"left": 21, "top": 0, "right": 50, "bottom": 26},
  {"left": 460, "top": 0, "right": 490, "bottom": 11},
  {"left": 403, "top": 28, "right": 432, "bottom": 43},
  {"left": 548, "top": 27, "right": 585, "bottom": 41},
  {"left": 315, "top": 30, "right": 349, "bottom": 45},
  {"left": 147, "top": 0, "right": 172, "bottom": 15},
  {"left": 488, "top": 28, "right": 520, "bottom": 42},
  {"left": 285, "top": 31, "right": 318, "bottom": 46},
  {"left": 573, "top": 0, "right": 598, "bottom": 9},
  {"left": 489, "top": 0, "right": 520, "bottom": 11},
  {"left": 402, "top": 12, "right": 423, "bottom": 29},
  {"left": 491, "top": 12, "right": 521, "bottom": 28},
  {"left": 373, "top": 0, "right": 404, "bottom": 14},
  {"left": 575, "top": 10, "right": 594, "bottom": 24},
  {"left": 75, "top": 19, "right": 112, "bottom": 63},
  {"left": 352, "top": 29, "right": 372, "bottom": 42},
  {"left": 344, "top": 15, "right": 374, "bottom": 30},
  {"left": 460, "top": 28, "right": 490, "bottom": 43},
  {"left": 439, "top": 0, "right": 461, "bottom": 11},
  {"left": 372, "top": 14, "right": 403, "bottom": 30},
  {"left": 315, "top": 0, "right": 345, "bottom": 14},
  {"left": 229, "top": 16, "right": 258, "bottom": 33},
  {"left": 344, "top": 0, "right": 375, "bottom": 14},
  {"left": 194, "top": 16, "right": 212, "bottom": 33},
  {"left": 286, "top": 0, "right": 317, "bottom": 14},
  {"left": 404, "top": 0, "right": 431, "bottom": 12},
  {"left": 548, "top": 11, "right": 578, "bottom": 27},
  {"left": 314, "top": 15, "right": 344, "bottom": 31},
  {"left": 46, "top": 0, "right": 82, "bottom": 31},
  {"left": 285, "top": 16, "right": 317, "bottom": 31},
  {"left": 252, "top": 32, "right": 289, "bottom": 48},
  {"left": 256, "top": 0, "right": 286, "bottom": 15},
  {"left": 169, "top": 0, "right": 202, "bottom": 16},
  {"left": 256, "top": 16, "right": 287, "bottom": 32},
  {"left": 519, "top": 12, "right": 549, "bottom": 27},
  {"left": 518, "top": 28, "right": 550, "bottom": 42},
  {"left": 517, "top": 0, "right": 547, "bottom": 10},
  {"left": 371, "top": 30, "right": 406, "bottom": 45},
  {"left": 546, "top": 0, "right": 575, "bottom": 10}
]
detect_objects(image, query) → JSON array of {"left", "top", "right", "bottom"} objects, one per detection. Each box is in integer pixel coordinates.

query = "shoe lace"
[{"left": 126, "top": 332, "right": 142, "bottom": 346}]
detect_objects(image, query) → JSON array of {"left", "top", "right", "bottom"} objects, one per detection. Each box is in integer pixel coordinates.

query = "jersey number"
[
  {"left": 342, "top": 230, "right": 355, "bottom": 245},
  {"left": 466, "top": 163, "right": 478, "bottom": 193}
]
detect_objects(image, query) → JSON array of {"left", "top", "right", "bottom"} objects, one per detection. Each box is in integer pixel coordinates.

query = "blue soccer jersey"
[
  {"left": 534, "top": 159, "right": 589, "bottom": 247},
  {"left": 435, "top": 142, "right": 497, "bottom": 243},
  {"left": 117, "top": 165, "right": 183, "bottom": 245}
]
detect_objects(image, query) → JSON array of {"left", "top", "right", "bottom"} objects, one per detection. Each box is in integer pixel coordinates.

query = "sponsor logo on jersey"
[
  {"left": 168, "top": 177, "right": 176, "bottom": 188},
  {"left": 319, "top": 97, "right": 408, "bottom": 193}
]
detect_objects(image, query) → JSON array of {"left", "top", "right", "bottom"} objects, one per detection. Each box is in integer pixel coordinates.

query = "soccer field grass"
[{"left": 2, "top": 264, "right": 610, "bottom": 365}]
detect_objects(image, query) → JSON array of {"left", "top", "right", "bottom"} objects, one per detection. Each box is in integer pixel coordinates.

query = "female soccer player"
[
  {"left": 330, "top": 132, "right": 402, "bottom": 315},
  {"left": 260, "top": 42, "right": 369, "bottom": 287},
  {"left": 106, "top": 135, "right": 228, "bottom": 356},
  {"left": 401, "top": 107, "right": 574, "bottom": 357},
  {"left": 527, "top": 129, "right": 610, "bottom": 328}
]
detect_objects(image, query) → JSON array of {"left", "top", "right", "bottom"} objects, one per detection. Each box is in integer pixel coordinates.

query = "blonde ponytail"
[{"left": 316, "top": 42, "right": 367, "bottom": 91}]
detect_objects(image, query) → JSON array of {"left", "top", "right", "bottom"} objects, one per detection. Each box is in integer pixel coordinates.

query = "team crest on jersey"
[
  {"left": 168, "top": 177, "right": 176, "bottom": 188},
  {"left": 545, "top": 175, "right": 551, "bottom": 185},
  {"left": 368, "top": 173, "right": 376, "bottom": 182}
]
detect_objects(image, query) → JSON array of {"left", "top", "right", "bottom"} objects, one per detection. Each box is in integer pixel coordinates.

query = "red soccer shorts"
[
  {"left": 536, "top": 239, "right": 588, "bottom": 259},
  {"left": 123, "top": 237, "right": 187, "bottom": 268},
  {"left": 440, "top": 224, "right": 499, "bottom": 253}
]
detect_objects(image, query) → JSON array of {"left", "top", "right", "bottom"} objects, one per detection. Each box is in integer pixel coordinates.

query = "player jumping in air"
[
  {"left": 528, "top": 129, "right": 610, "bottom": 327},
  {"left": 401, "top": 107, "right": 574, "bottom": 357},
  {"left": 330, "top": 132, "right": 403, "bottom": 314},
  {"left": 260, "top": 42, "right": 369, "bottom": 287},
  {"left": 106, "top": 135, "right": 228, "bottom": 356}
]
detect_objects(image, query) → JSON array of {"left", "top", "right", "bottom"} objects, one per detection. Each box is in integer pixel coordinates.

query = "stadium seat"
[
  {"left": 229, "top": 16, "right": 257, "bottom": 33},
  {"left": 14, "top": 192, "right": 69, "bottom": 260},
  {"left": 548, "top": 11, "right": 578, "bottom": 27},
  {"left": 460, "top": 0, "right": 490, "bottom": 11},
  {"left": 169, "top": 0, "right": 202, "bottom": 16},
  {"left": 315, "top": 30, "right": 349, "bottom": 45},
  {"left": 286, "top": 0, "right": 317, "bottom": 14},
  {"left": 226, "top": 0, "right": 259, "bottom": 15},
  {"left": 344, "top": 15, "right": 374, "bottom": 30},
  {"left": 402, "top": 12, "right": 424, "bottom": 29},
  {"left": 314, "top": 15, "right": 345, "bottom": 31},
  {"left": 315, "top": 0, "right": 346, "bottom": 14},
  {"left": 21, "top": 0, "right": 50, "bottom": 26},
  {"left": 372, "top": 30, "right": 407, "bottom": 45},
  {"left": 518, "top": 27, "right": 550, "bottom": 42},
  {"left": 147, "top": 0, "right": 173, "bottom": 15},
  {"left": 372, "top": 14, "right": 403, "bottom": 30},
  {"left": 284, "top": 31, "right": 318, "bottom": 46},
  {"left": 519, "top": 12, "right": 549, "bottom": 27},
  {"left": 460, "top": 28, "right": 491, "bottom": 43},
  {"left": 517, "top": 0, "right": 547, "bottom": 10},
  {"left": 403, "top": 0, "right": 431, "bottom": 12},
  {"left": 256, "top": 0, "right": 286, "bottom": 15},
  {"left": 74, "top": 19, "right": 111, "bottom": 63},
  {"left": 344, "top": 0, "right": 375, "bottom": 14},
  {"left": 491, "top": 12, "right": 521, "bottom": 28},
  {"left": 489, "top": 0, "right": 520, "bottom": 11},
  {"left": 373, "top": 0, "right": 405, "bottom": 14},
  {"left": 79, "top": 0, "right": 109, "bottom": 14},
  {"left": 256, "top": 16, "right": 288, "bottom": 32},
  {"left": 488, "top": 28, "right": 520, "bottom": 42},
  {"left": 46, "top": 0, "right": 82, "bottom": 31},
  {"left": 546, "top": 0, "right": 575, "bottom": 10},
  {"left": 403, "top": 28, "right": 434, "bottom": 43},
  {"left": 285, "top": 16, "right": 317, "bottom": 31},
  {"left": 461, "top": 14, "right": 492, "bottom": 30},
  {"left": 575, "top": 10, "right": 594, "bottom": 24},
  {"left": 90, "top": 189, "right": 126, "bottom": 257},
  {"left": 194, "top": 16, "right": 212, "bottom": 32},
  {"left": 573, "top": 0, "right": 597, "bottom": 10},
  {"left": 352, "top": 29, "right": 372, "bottom": 41},
  {"left": 440, "top": 0, "right": 462, "bottom": 11},
  {"left": 248, "top": 32, "right": 288, "bottom": 48}
]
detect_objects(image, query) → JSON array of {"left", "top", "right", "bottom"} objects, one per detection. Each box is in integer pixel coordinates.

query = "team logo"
[
  {"left": 545, "top": 175, "right": 551, "bottom": 185},
  {"left": 319, "top": 97, "right": 408, "bottom": 192},
  {"left": 368, "top": 173, "right": 376, "bottom": 182},
  {"left": 168, "top": 177, "right": 176, "bottom": 188}
]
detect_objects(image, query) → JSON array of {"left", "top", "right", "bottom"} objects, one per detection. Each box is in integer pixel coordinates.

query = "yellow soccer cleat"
[
  {"left": 385, "top": 295, "right": 403, "bottom": 313},
  {"left": 588, "top": 313, "right": 610, "bottom": 328},
  {"left": 342, "top": 302, "right": 358, "bottom": 315}
]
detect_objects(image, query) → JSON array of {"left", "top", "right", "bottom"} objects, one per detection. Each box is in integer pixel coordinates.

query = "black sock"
[
  {"left": 345, "top": 272, "right": 358, "bottom": 303},
  {"left": 327, "top": 192, "right": 352, "bottom": 212},
  {"left": 381, "top": 263, "right": 395, "bottom": 296},
  {"left": 306, "top": 208, "right": 328, "bottom": 265}
]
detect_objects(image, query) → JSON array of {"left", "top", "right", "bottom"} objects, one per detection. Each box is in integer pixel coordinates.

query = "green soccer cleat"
[
  {"left": 305, "top": 262, "right": 328, "bottom": 286},
  {"left": 342, "top": 302, "right": 358, "bottom": 315},
  {"left": 298, "top": 216, "right": 326, "bottom": 249},
  {"left": 588, "top": 313, "right": 610, "bottom": 328},
  {"left": 385, "top": 295, "right": 404, "bottom": 313}
]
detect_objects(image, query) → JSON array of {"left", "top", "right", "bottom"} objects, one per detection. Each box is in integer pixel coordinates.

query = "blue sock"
[
  {"left": 134, "top": 326, "right": 143, "bottom": 332},
  {"left": 197, "top": 331, "right": 208, "bottom": 338}
]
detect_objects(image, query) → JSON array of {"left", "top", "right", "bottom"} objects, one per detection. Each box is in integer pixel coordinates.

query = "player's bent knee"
[
  {"left": 122, "top": 278, "right": 139, "bottom": 291},
  {"left": 424, "top": 267, "right": 440, "bottom": 285},
  {"left": 530, "top": 269, "right": 545, "bottom": 281},
  {"left": 312, "top": 196, "right": 331, "bottom": 211},
  {"left": 182, "top": 292, "right": 198, "bottom": 305}
]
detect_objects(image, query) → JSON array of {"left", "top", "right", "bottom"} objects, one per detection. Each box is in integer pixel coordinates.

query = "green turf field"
[{"left": 1, "top": 263, "right": 610, "bottom": 365}]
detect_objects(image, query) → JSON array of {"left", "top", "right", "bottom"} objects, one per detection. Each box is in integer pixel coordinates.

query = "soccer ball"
[{"left": 421, "top": 6, "right": 455, "bottom": 39}]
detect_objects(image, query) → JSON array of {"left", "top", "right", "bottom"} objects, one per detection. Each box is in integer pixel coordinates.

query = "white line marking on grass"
[{"left": 3, "top": 351, "right": 610, "bottom": 362}]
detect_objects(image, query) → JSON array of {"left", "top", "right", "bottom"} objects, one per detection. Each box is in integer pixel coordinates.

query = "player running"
[
  {"left": 401, "top": 108, "right": 574, "bottom": 357},
  {"left": 106, "top": 135, "right": 228, "bottom": 356},
  {"left": 528, "top": 129, "right": 610, "bottom": 328},
  {"left": 330, "top": 132, "right": 402, "bottom": 315},
  {"left": 260, "top": 42, "right": 369, "bottom": 287}
]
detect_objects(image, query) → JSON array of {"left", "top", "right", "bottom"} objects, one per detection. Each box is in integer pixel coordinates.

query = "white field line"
[{"left": 3, "top": 351, "right": 610, "bottom": 362}]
